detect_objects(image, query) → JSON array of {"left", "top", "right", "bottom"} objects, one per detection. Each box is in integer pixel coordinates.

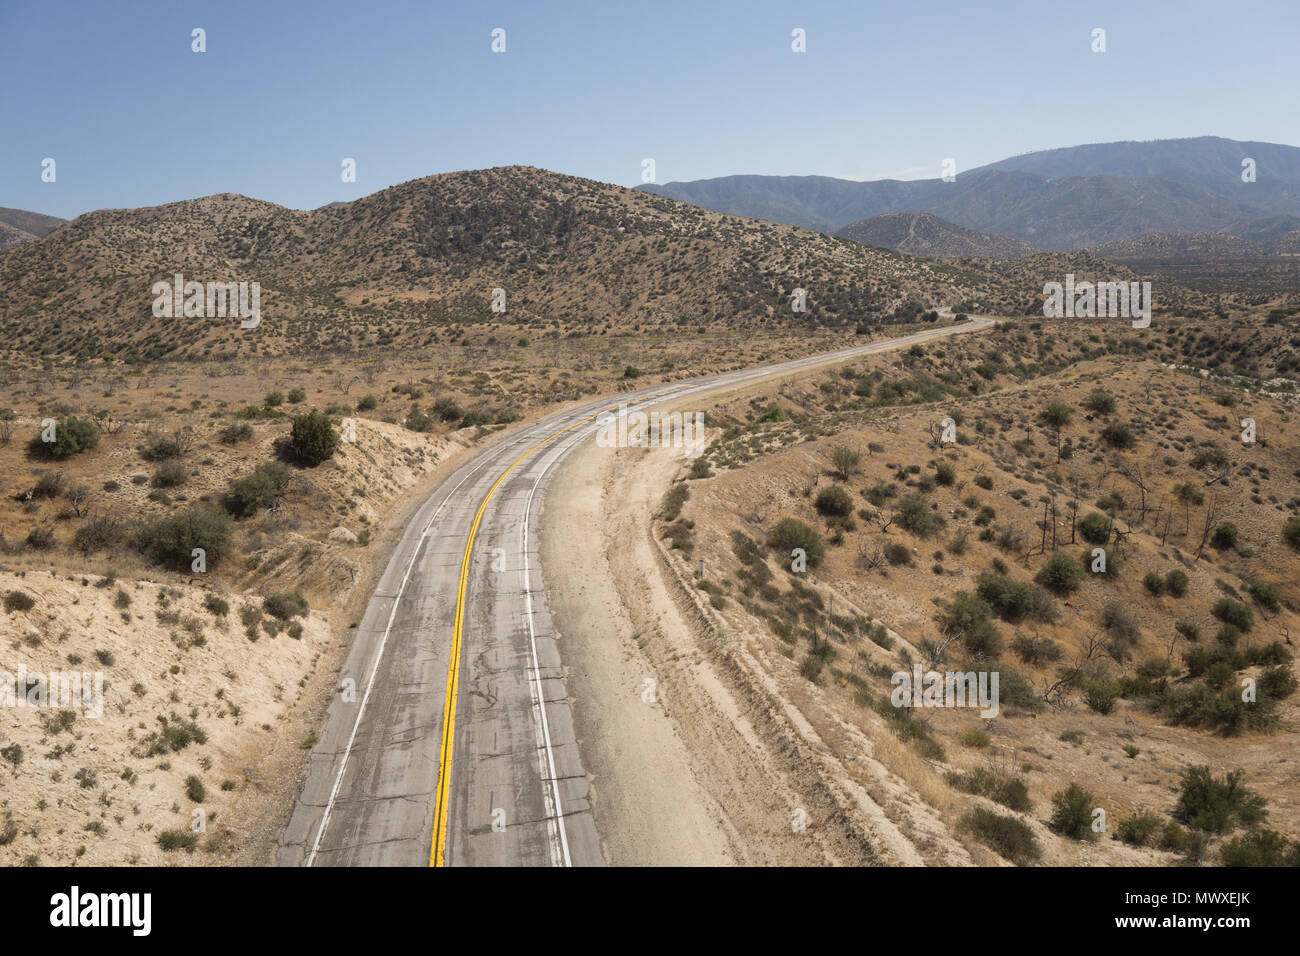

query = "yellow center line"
[
  {"left": 429, "top": 319, "right": 992, "bottom": 866},
  {"left": 430, "top": 400, "right": 652, "bottom": 866}
]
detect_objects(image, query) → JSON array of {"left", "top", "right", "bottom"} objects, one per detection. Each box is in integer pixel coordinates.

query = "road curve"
[{"left": 277, "top": 315, "right": 996, "bottom": 867}]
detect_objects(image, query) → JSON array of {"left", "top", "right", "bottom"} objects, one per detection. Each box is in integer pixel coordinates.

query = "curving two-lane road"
[{"left": 277, "top": 314, "right": 996, "bottom": 867}]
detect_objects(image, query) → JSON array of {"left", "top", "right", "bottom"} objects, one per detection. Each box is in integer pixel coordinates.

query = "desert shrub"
[
  {"left": 1164, "top": 569, "right": 1189, "bottom": 597},
  {"left": 287, "top": 388, "right": 306, "bottom": 404},
  {"left": 4, "top": 591, "right": 35, "bottom": 613},
  {"left": 1211, "top": 523, "right": 1239, "bottom": 550},
  {"left": 404, "top": 407, "right": 434, "bottom": 432},
  {"left": 203, "top": 594, "right": 229, "bottom": 617},
  {"left": 1116, "top": 811, "right": 1164, "bottom": 847},
  {"left": 1035, "top": 552, "right": 1083, "bottom": 595},
  {"left": 659, "top": 484, "right": 689, "bottom": 522},
  {"left": 357, "top": 394, "right": 378, "bottom": 411},
  {"left": 958, "top": 807, "right": 1040, "bottom": 864},
  {"left": 226, "top": 461, "right": 290, "bottom": 517},
  {"left": 137, "top": 507, "right": 234, "bottom": 570},
  {"left": 29, "top": 417, "right": 99, "bottom": 460},
  {"left": 29, "top": 470, "right": 66, "bottom": 498},
  {"left": 1102, "top": 601, "right": 1139, "bottom": 642},
  {"left": 156, "top": 829, "right": 198, "bottom": 852},
  {"left": 1082, "top": 676, "right": 1122, "bottom": 715},
  {"left": 896, "top": 493, "right": 945, "bottom": 538},
  {"left": 1259, "top": 665, "right": 1299, "bottom": 700},
  {"left": 218, "top": 423, "right": 254, "bottom": 444},
  {"left": 767, "top": 518, "right": 824, "bottom": 569},
  {"left": 263, "top": 593, "right": 309, "bottom": 621},
  {"left": 934, "top": 461, "right": 956, "bottom": 486},
  {"left": 977, "top": 573, "right": 1054, "bottom": 622},
  {"left": 829, "top": 445, "right": 860, "bottom": 479},
  {"left": 185, "top": 775, "right": 206, "bottom": 802},
  {"left": 884, "top": 542, "right": 911, "bottom": 565},
  {"left": 140, "top": 437, "right": 180, "bottom": 461},
  {"left": 1078, "top": 511, "right": 1113, "bottom": 545},
  {"left": 264, "top": 390, "right": 285, "bottom": 407},
  {"left": 940, "top": 591, "right": 1002, "bottom": 657},
  {"left": 24, "top": 528, "right": 55, "bottom": 551},
  {"left": 1143, "top": 571, "right": 1166, "bottom": 596},
  {"left": 1100, "top": 421, "right": 1135, "bottom": 448},
  {"left": 1212, "top": 598, "right": 1253, "bottom": 632},
  {"left": 289, "top": 409, "right": 339, "bottom": 465},
  {"left": 814, "top": 485, "right": 852, "bottom": 518},
  {"left": 1011, "top": 633, "right": 1061, "bottom": 666},
  {"left": 1084, "top": 390, "right": 1116, "bottom": 415},
  {"left": 152, "top": 459, "right": 188, "bottom": 488},
  {"left": 946, "top": 767, "right": 1031, "bottom": 812},
  {"left": 1219, "top": 829, "right": 1300, "bottom": 867},
  {"left": 1246, "top": 581, "right": 1280, "bottom": 613},
  {"left": 73, "top": 515, "right": 123, "bottom": 555},
  {"left": 1175, "top": 766, "right": 1267, "bottom": 833},
  {"left": 1284, "top": 516, "right": 1300, "bottom": 550},
  {"left": 1050, "top": 783, "right": 1098, "bottom": 840}
]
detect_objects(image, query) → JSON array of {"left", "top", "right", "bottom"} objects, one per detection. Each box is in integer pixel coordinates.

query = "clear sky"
[{"left": 3, "top": 0, "right": 1297, "bottom": 219}]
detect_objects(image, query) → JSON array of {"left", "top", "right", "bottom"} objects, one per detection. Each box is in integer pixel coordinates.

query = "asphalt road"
[{"left": 277, "top": 315, "right": 995, "bottom": 867}]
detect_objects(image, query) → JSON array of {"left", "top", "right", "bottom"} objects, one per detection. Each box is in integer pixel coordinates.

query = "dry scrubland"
[
  {"left": 0, "top": 324, "right": 916, "bottom": 865},
  {"left": 656, "top": 307, "right": 1300, "bottom": 866}
]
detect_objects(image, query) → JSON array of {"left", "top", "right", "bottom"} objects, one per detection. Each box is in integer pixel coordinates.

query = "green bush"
[
  {"left": 226, "top": 462, "right": 290, "bottom": 517},
  {"left": 1212, "top": 598, "right": 1254, "bottom": 632},
  {"left": 264, "top": 390, "right": 285, "bottom": 407},
  {"left": 1211, "top": 523, "right": 1239, "bottom": 550},
  {"left": 1246, "top": 581, "right": 1280, "bottom": 613},
  {"left": 137, "top": 507, "right": 234, "bottom": 571},
  {"left": 263, "top": 593, "right": 309, "bottom": 621},
  {"left": 287, "top": 388, "right": 307, "bottom": 404},
  {"left": 28, "top": 417, "right": 99, "bottom": 460},
  {"left": 290, "top": 409, "right": 339, "bottom": 466},
  {"left": 1082, "top": 676, "right": 1122, "bottom": 715},
  {"left": 1116, "top": 811, "right": 1164, "bottom": 847},
  {"left": 1078, "top": 511, "right": 1113, "bottom": 545},
  {"left": 1100, "top": 422, "right": 1135, "bottom": 449},
  {"left": 946, "top": 767, "right": 1031, "bottom": 812},
  {"left": 1084, "top": 390, "right": 1116, "bottom": 415},
  {"left": 1050, "top": 783, "right": 1098, "bottom": 840},
  {"left": 957, "top": 807, "right": 1041, "bottom": 864},
  {"left": 896, "top": 493, "right": 945, "bottom": 538},
  {"left": 1175, "top": 766, "right": 1267, "bottom": 833},
  {"left": 357, "top": 394, "right": 378, "bottom": 411},
  {"left": 1143, "top": 571, "right": 1166, "bottom": 596},
  {"left": 940, "top": 591, "right": 1002, "bottom": 657},
  {"left": 1284, "top": 516, "right": 1300, "bottom": 550},
  {"left": 767, "top": 518, "right": 825, "bottom": 569},
  {"left": 1164, "top": 569, "right": 1189, "bottom": 597},
  {"left": 156, "top": 828, "right": 198, "bottom": 851},
  {"left": 1035, "top": 552, "right": 1083, "bottom": 595},
  {"left": 813, "top": 485, "right": 852, "bottom": 518},
  {"left": 218, "top": 423, "right": 254, "bottom": 444},
  {"left": 1219, "top": 829, "right": 1300, "bottom": 867},
  {"left": 152, "top": 459, "right": 188, "bottom": 488},
  {"left": 4, "top": 591, "right": 35, "bottom": 613},
  {"left": 185, "top": 775, "right": 206, "bottom": 802},
  {"left": 140, "top": 437, "right": 180, "bottom": 461}
]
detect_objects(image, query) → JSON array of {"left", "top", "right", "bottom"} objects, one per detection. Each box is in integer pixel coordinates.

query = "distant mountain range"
[
  {"left": 835, "top": 212, "right": 1039, "bottom": 259},
  {"left": 0, "top": 206, "right": 66, "bottom": 251},
  {"left": 6, "top": 167, "right": 1135, "bottom": 359},
  {"left": 640, "top": 137, "right": 1300, "bottom": 252}
]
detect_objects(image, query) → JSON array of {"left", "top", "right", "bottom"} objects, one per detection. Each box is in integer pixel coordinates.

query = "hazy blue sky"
[{"left": 3, "top": 0, "right": 1297, "bottom": 219}]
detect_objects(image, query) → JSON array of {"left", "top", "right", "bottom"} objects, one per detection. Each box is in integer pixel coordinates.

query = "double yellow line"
[{"left": 430, "top": 407, "right": 621, "bottom": 866}]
